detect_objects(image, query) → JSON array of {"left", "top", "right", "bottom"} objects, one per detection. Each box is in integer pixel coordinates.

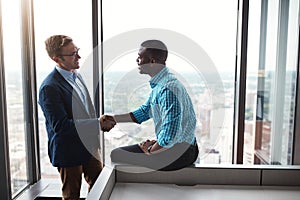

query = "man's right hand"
[{"left": 100, "top": 115, "right": 116, "bottom": 132}]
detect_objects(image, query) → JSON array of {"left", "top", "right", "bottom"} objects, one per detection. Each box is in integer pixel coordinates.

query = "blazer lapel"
[{"left": 53, "top": 69, "right": 92, "bottom": 116}]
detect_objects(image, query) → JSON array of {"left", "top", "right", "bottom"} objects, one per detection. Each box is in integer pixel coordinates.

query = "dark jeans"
[{"left": 110, "top": 141, "right": 199, "bottom": 171}]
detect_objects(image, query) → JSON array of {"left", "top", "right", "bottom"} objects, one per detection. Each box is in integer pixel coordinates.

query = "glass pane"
[
  {"left": 34, "top": 0, "right": 93, "bottom": 178},
  {"left": 284, "top": 0, "right": 299, "bottom": 164},
  {"left": 245, "top": 0, "right": 299, "bottom": 165},
  {"left": 103, "top": 0, "right": 237, "bottom": 164},
  {"left": 1, "top": 0, "right": 29, "bottom": 196}
]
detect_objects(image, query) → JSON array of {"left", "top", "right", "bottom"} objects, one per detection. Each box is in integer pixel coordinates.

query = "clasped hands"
[
  {"left": 139, "top": 139, "right": 157, "bottom": 154},
  {"left": 99, "top": 115, "right": 116, "bottom": 132}
]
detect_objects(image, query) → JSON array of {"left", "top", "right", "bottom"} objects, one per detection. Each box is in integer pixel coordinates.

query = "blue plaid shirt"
[{"left": 132, "top": 67, "right": 196, "bottom": 148}]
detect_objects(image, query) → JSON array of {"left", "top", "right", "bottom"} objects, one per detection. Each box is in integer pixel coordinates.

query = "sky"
[
  {"left": 1, "top": 0, "right": 238, "bottom": 75},
  {"left": 2, "top": 0, "right": 298, "bottom": 75}
]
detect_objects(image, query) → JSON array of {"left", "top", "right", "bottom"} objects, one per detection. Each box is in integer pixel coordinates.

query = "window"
[
  {"left": 245, "top": 0, "right": 299, "bottom": 165},
  {"left": 1, "top": 0, "right": 29, "bottom": 197},
  {"left": 103, "top": 0, "right": 237, "bottom": 165},
  {"left": 34, "top": 0, "right": 93, "bottom": 178}
]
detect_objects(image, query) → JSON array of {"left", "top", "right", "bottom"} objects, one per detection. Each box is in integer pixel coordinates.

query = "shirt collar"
[
  {"left": 55, "top": 66, "right": 76, "bottom": 81},
  {"left": 149, "top": 67, "right": 169, "bottom": 88}
]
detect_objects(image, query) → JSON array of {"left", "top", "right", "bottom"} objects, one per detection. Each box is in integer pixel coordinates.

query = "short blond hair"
[{"left": 45, "top": 35, "right": 73, "bottom": 58}]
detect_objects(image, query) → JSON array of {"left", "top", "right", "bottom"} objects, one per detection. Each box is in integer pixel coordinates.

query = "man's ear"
[{"left": 52, "top": 56, "right": 60, "bottom": 63}]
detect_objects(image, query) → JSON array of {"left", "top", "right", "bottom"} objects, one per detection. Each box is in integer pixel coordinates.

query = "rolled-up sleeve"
[{"left": 131, "top": 98, "right": 151, "bottom": 124}]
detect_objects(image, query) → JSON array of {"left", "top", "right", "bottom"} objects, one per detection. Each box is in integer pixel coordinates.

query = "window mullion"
[
  {"left": 234, "top": 0, "right": 249, "bottom": 164},
  {"left": 20, "top": 0, "right": 40, "bottom": 183},
  {"left": 0, "top": 0, "right": 12, "bottom": 198},
  {"left": 269, "top": 0, "right": 290, "bottom": 164},
  {"left": 292, "top": 0, "right": 300, "bottom": 165}
]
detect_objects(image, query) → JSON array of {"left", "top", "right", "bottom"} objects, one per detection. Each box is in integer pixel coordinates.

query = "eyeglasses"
[{"left": 59, "top": 48, "right": 80, "bottom": 57}]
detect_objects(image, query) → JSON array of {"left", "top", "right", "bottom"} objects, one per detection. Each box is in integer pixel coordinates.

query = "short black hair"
[{"left": 141, "top": 40, "right": 168, "bottom": 63}]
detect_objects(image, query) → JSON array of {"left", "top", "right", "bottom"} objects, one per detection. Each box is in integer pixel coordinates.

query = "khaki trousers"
[{"left": 58, "top": 156, "right": 103, "bottom": 200}]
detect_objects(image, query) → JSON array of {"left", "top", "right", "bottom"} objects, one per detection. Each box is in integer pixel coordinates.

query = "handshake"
[{"left": 99, "top": 115, "right": 116, "bottom": 132}]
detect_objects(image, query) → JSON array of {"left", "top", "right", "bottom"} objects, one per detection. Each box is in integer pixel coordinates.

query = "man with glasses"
[{"left": 38, "top": 35, "right": 116, "bottom": 199}]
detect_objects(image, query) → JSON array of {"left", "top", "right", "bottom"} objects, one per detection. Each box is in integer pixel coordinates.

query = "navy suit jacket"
[{"left": 38, "top": 68, "right": 100, "bottom": 167}]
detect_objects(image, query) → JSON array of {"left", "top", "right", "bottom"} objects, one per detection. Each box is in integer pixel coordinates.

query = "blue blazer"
[{"left": 38, "top": 68, "right": 100, "bottom": 167}]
